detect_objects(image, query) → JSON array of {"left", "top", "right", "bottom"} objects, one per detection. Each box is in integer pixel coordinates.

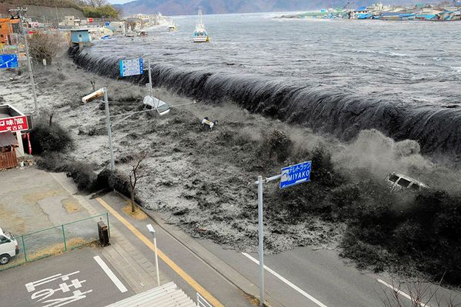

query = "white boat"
[
  {"left": 167, "top": 20, "right": 177, "bottom": 31},
  {"left": 192, "top": 9, "right": 209, "bottom": 43}
]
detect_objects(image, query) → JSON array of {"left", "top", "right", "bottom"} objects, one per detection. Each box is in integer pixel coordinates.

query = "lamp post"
[
  {"left": 255, "top": 174, "right": 282, "bottom": 307},
  {"left": 82, "top": 87, "right": 115, "bottom": 171},
  {"left": 254, "top": 161, "right": 311, "bottom": 307},
  {"left": 10, "top": 7, "right": 39, "bottom": 116},
  {"left": 147, "top": 223, "right": 160, "bottom": 286}
]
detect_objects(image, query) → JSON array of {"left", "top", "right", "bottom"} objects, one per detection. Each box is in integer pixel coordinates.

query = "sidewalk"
[
  {"left": 50, "top": 173, "right": 170, "bottom": 295},
  {"left": 51, "top": 172, "right": 255, "bottom": 307}
]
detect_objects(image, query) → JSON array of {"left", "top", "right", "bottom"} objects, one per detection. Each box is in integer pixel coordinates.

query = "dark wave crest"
[{"left": 71, "top": 48, "right": 461, "bottom": 159}]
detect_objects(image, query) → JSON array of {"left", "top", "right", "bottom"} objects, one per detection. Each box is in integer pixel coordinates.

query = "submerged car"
[
  {"left": 0, "top": 228, "right": 19, "bottom": 265},
  {"left": 387, "top": 172, "right": 429, "bottom": 192}
]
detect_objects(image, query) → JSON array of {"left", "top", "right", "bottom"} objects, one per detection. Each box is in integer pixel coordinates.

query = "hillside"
[
  {"left": 0, "top": 3, "right": 85, "bottom": 21},
  {"left": 117, "top": 0, "right": 442, "bottom": 16}
]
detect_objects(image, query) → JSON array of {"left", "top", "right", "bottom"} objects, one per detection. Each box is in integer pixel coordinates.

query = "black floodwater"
[{"left": 72, "top": 13, "right": 461, "bottom": 158}]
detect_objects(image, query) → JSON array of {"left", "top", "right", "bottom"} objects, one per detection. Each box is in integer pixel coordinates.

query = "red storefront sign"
[{"left": 0, "top": 116, "right": 28, "bottom": 132}]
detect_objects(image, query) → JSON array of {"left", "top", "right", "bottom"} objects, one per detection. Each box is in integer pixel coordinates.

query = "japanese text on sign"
[
  {"left": 25, "top": 271, "right": 93, "bottom": 307},
  {"left": 0, "top": 116, "right": 28, "bottom": 132},
  {"left": 280, "top": 161, "right": 312, "bottom": 189},
  {"left": 119, "top": 58, "right": 144, "bottom": 77}
]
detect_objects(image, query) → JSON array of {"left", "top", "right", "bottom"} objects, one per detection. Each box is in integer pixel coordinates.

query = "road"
[
  {"left": 92, "top": 191, "right": 461, "bottom": 307},
  {"left": 198, "top": 239, "right": 461, "bottom": 307},
  {"left": 0, "top": 248, "right": 133, "bottom": 307}
]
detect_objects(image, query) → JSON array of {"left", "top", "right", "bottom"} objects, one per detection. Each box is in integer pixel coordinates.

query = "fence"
[
  {"left": 0, "top": 150, "right": 18, "bottom": 169},
  {"left": 0, "top": 213, "right": 109, "bottom": 271}
]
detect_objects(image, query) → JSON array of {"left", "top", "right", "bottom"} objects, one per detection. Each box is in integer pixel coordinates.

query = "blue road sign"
[
  {"left": 0, "top": 54, "right": 19, "bottom": 69},
  {"left": 119, "top": 58, "right": 144, "bottom": 77},
  {"left": 280, "top": 161, "right": 312, "bottom": 189},
  {"left": 104, "top": 21, "right": 110, "bottom": 26}
]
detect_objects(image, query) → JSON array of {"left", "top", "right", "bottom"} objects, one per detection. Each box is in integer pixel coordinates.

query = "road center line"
[
  {"left": 94, "top": 256, "right": 128, "bottom": 293},
  {"left": 242, "top": 252, "right": 328, "bottom": 307},
  {"left": 95, "top": 197, "right": 224, "bottom": 307},
  {"left": 377, "top": 279, "right": 431, "bottom": 307}
]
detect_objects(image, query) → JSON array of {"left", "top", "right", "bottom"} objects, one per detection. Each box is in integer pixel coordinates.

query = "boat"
[
  {"left": 192, "top": 9, "right": 209, "bottom": 43},
  {"left": 167, "top": 20, "right": 177, "bottom": 31}
]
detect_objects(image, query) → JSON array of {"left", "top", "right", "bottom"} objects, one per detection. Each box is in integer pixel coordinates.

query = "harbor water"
[{"left": 73, "top": 13, "right": 461, "bottom": 159}]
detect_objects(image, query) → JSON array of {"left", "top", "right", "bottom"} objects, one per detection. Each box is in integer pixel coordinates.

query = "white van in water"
[
  {"left": 0, "top": 228, "right": 19, "bottom": 265},
  {"left": 387, "top": 172, "right": 429, "bottom": 192}
]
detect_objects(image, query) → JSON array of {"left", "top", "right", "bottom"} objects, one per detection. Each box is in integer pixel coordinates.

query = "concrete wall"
[{"left": 0, "top": 4, "right": 84, "bottom": 23}]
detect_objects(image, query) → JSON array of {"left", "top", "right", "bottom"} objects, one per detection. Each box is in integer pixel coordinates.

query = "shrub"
[{"left": 28, "top": 31, "right": 67, "bottom": 64}]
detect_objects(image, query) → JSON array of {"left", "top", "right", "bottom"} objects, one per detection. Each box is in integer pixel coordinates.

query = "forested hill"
[
  {"left": 116, "top": 0, "right": 441, "bottom": 16},
  {"left": 0, "top": 0, "right": 118, "bottom": 20}
]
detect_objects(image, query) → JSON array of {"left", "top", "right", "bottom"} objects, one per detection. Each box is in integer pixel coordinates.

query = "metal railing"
[{"left": 0, "top": 213, "right": 109, "bottom": 271}]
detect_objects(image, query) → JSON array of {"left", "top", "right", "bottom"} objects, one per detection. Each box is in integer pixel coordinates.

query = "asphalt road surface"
[
  {"left": 199, "top": 240, "right": 461, "bottom": 307},
  {"left": 0, "top": 248, "right": 133, "bottom": 307}
]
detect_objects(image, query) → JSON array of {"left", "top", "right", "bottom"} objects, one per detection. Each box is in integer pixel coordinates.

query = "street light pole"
[
  {"left": 103, "top": 88, "right": 115, "bottom": 172},
  {"left": 82, "top": 87, "right": 115, "bottom": 171},
  {"left": 255, "top": 173, "right": 282, "bottom": 307},
  {"left": 12, "top": 7, "right": 39, "bottom": 116},
  {"left": 23, "top": 28, "right": 39, "bottom": 116},
  {"left": 147, "top": 224, "right": 160, "bottom": 286},
  {"left": 257, "top": 175, "right": 265, "bottom": 307},
  {"left": 147, "top": 58, "right": 153, "bottom": 97}
]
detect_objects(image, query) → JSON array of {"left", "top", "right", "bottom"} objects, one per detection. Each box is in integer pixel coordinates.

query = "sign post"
[
  {"left": 119, "top": 58, "right": 144, "bottom": 77},
  {"left": 0, "top": 54, "right": 19, "bottom": 69},
  {"left": 255, "top": 161, "right": 312, "bottom": 306}
]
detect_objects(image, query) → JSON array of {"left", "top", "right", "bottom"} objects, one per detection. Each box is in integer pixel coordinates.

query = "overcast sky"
[{"left": 107, "top": 0, "right": 132, "bottom": 4}]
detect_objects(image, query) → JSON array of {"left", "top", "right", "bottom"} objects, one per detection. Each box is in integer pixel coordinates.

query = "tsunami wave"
[{"left": 71, "top": 48, "right": 461, "bottom": 160}]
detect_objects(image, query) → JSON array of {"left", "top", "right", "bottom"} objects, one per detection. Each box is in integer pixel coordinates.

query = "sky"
[{"left": 107, "top": 0, "right": 132, "bottom": 4}]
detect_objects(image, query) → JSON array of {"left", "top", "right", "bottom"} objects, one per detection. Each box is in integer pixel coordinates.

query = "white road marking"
[
  {"left": 94, "top": 256, "right": 128, "bottom": 293},
  {"left": 242, "top": 252, "right": 328, "bottom": 307},
  {"left": 377, "top": 279, "right": 430, "bottom": 307}
]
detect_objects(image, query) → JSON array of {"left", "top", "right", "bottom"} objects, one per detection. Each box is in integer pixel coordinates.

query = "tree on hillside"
[
  {"left": 84, "top": 0, "right": 107, "bottom": 8},
  {"left": 83, "top": 4, "right": 119, "bottom": 18}
]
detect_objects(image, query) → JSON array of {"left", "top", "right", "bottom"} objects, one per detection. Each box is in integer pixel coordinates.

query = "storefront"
[{"left": 0, "top": 104, "right": 30, "bottom": 170}]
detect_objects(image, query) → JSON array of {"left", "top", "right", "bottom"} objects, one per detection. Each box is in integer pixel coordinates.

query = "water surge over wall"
[{"left": 72, "top": 49, "right": 461, "bottom": 159}]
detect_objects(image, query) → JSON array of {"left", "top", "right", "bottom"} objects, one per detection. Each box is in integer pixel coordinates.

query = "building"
[
  {"left": 0, "top": 104, "right": 30, "bottom": 170},
  {"left": 60, "top": 16, "right": 81, "bottom": 28},
  {"left": 0, "top": 18, "right": 20, "bottom": 45},
  {"left": 108, "top": 21, "right": 126, "bottom": 35},
  {"left": 70, "top": 29, "right": 91, "bottom": 44}
]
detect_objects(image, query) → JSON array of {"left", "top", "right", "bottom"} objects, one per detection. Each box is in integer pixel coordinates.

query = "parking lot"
[{"left": 0, "top": 247, "right": 134, "bottom": 307}]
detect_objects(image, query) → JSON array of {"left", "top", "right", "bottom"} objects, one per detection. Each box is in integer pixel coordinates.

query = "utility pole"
[
  {"left": 10, "top": 7, "right": 39, "bottom": 116},
  {"left": 103, "top": 88, "right": 115, "bottom": 172}
]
